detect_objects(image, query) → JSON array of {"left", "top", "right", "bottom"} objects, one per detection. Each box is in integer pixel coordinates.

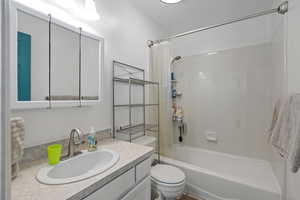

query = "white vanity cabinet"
[
  {"left": 121, "top": 177, "right": 151, "bottom": 200},
  {"left": 84, "top": 158, "right": 151, "bottom": 200}
]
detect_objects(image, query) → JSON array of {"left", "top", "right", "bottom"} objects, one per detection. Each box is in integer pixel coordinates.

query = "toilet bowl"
[
  {"left": 132, "top": 136, "right": 186, "bottom": 199},
  {"left": 151, "top": 164, "right": 186, "bottom": 200}
]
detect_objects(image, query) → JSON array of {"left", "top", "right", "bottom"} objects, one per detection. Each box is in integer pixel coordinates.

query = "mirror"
[
  {"left": 12, "top": 3, "right": 103, "bottom": 109},
  {"left": 50, "top": 23, "right": 80, "bottom": 102},
  {"left": 81, "top": 35, "right": 101, "bottom": 101},
  {"left": 16, "top": 10, "right": 49, "bottom": 102}
]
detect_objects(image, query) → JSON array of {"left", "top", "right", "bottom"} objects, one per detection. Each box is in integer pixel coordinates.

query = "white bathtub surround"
[
  {"left": 147, "top": 10, "right": 287, "bottom": 200},
  {"left": 171, "top": 43, "right": 274, "bottom": 160},
  {"left": 11, "top": 139, "right": 153, "bottom": 200},
  {"left": 148, "top": 40, "right": 282, "bottom": 200},
  {"left": 268, "top": 94, "right": 300, "bottom": 173},
  {"left": 162, "top": 145, "right": 281, "bottom": 200}
]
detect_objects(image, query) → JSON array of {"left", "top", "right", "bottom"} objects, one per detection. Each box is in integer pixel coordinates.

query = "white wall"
[
  {"left": 270, "top": 0, "right": 300, "bottom": 200},
  {"left": 286, "top": 0, "right": 300, "bottom": 198},
  {"left": 170, "top": 15, "right": 272, "bottom": 57},
  {"left": 268, "top": 0, "right": 287, "bottom": 197},
  {"left": 286, "top": 0, "right": 300, "bottom": 94},
  {"left": 11, "top": 0, "right": 166, "bottom": 147},
  {"left": 1, "top": 0, "right": 11, "bottom": 198},
  {"left": 269, "top": 0, "right": 300, "bottom": 200},
  {"left": 0, "top": 0, "right": 2, "bottom": 196}
]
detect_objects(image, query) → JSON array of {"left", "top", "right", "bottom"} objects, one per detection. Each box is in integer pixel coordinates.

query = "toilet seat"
[{"left": 151, "top": 164, "right": 185, "bottom": 185}]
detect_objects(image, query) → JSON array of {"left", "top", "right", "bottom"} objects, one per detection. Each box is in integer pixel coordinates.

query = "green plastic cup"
[{"left": 48, "top": 144, "right": 62, "bottom": 165}]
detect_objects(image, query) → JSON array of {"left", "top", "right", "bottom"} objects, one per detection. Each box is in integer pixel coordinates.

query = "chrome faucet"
[{"left": 62, "top": 128, "right": 83, "bottom": 160}]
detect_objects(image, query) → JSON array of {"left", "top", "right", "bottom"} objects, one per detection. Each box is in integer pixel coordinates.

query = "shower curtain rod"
[{"left": 148, "top": 1, "right": 288, "bottom": 47}]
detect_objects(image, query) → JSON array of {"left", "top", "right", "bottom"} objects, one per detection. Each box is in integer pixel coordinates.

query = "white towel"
[
  {"left": 11, "top": 117, "right": 25, "bottom": 164},
  {"left": 268, "top": 94, "right": 300, "bottom": 173}
]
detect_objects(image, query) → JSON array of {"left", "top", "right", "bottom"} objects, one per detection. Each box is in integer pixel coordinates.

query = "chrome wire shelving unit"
[{"left": 113, "top": 61, "right": 160, "bottom": 161}]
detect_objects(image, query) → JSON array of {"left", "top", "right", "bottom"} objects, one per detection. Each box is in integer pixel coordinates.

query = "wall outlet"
[{"left": 205, "top": 131, "right": 217, "bottom": 143}]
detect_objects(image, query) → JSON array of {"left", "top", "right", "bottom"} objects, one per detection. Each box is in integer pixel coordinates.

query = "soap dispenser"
[{"left": 87, "top": 127, "right": 97, "bottom": 152}]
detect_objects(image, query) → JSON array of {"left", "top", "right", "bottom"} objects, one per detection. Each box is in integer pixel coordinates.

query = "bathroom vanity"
[
  {"left": 84, "top": 159, "right": 151, "bottom": 200},
  {"left": 11, "top": 140, "right": 153, "bottom": 200}
]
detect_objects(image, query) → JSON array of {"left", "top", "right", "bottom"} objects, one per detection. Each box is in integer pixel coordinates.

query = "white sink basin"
[{"left": 36, "top": 149, "right": 119, "bottom": 185}]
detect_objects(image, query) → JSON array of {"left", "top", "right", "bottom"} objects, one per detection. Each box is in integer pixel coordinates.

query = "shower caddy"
[{"left": 112, "top": 60, "right": 160, "bottom": 161}]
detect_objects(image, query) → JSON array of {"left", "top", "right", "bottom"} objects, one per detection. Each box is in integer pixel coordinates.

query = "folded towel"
[
  {"left": 11, "top": 117, "right": 25, "bottom": 164},
  {"left": 289, "top": 95, "right": 300, "bottom": 173},
  {"left": 268, "top": 94, "right": 300, "bottom": 173},
  {"left": 267, "top": 99, "right": 282, "bottom": 142}
]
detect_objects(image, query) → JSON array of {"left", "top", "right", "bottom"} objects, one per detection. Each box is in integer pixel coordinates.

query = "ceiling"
[{"left": 130, "top": 0, "right": 275, "bottom": 35}]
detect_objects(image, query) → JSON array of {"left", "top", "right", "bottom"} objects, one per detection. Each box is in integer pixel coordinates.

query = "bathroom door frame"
[{"left": 1, "top": 0, "right": 11, "bottom": 199}]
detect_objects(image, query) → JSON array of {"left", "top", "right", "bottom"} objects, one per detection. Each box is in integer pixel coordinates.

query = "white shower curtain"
[{"left": 149, "top": 42, "right": 174, "bottom": 155}]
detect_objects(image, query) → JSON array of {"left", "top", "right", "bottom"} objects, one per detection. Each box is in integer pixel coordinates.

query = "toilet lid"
[{"left": 151, "top": 164, "right": 185, "bottom": 184}]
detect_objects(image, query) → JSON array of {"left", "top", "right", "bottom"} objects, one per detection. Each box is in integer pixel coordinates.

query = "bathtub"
[{"left": 161, "top": 145, "right": 281, "bottom": 200}]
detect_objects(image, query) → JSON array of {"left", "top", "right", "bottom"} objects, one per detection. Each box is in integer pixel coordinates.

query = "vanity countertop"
[{"left": 11, "top": 139, "right": 154, "bottom": 200}]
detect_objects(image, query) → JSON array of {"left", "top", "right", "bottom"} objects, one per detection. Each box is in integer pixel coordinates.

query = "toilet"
[
  {"left": 151, "top": 164, "right": 186, "bottom": 200},
  {"left": 133, "top": 136, "right": 186, "bottom": 199}
]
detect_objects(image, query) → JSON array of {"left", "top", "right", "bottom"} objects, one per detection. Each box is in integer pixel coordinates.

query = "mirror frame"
[{"left": 10, "top": 2, "right": 104, "bottom": 110}]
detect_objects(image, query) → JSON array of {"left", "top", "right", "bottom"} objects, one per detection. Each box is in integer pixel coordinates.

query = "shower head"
[{"left": 171, "top": 56, "right": 182, "bottom": 64}]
